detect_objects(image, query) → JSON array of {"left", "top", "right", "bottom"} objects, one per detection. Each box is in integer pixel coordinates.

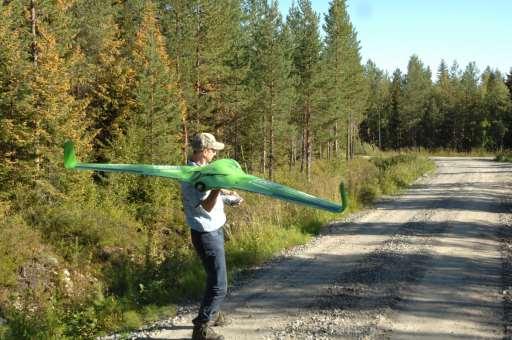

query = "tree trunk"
[
  {"left": 307, "top": 132, "right": 312, "bottom": 181},
  {"left": 194, "top": 3, "right": 201, "bottom": 130},
  {"left": 268, "top": 91, "right": 274, "bottom": 180},
  {"left": 378, "top": 111, "right": 382, "bottom": 149},
  {"left": 181, "top": 110, "right": 188, "bottom": 162},
  {"left": 240, "top": 144, "right": 248, "bottom": 172},
  {"left": 31, "top": 0, "right": 38, "bottom": 65},
  {"left": 262, "top": 112, "right": 266, "bottom": 174},
  {"left": 305, "top": 96, "right": 311, "bottom": 182},
  {"left": 334, "top": 122, "right": 338, "bottom": 158},
  {"left": 31, "top": 0, "right": 41, "bottom": 173},
  {"left": 346, "top": 112, "right": 351, "bottom": 160},
  {"left": 300, "top": 111, "right": 306, "bottom": 173},
  {"left": 350, "top": 123, "right": 356, "bottom": 159},
  {"left": 174, "top": 9, "right": 189, "bottom": 163}
]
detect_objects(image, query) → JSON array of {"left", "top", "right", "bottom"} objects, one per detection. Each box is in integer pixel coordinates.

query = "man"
[{"left": 180, "top": 133, "right": 243, "bottom": 340}]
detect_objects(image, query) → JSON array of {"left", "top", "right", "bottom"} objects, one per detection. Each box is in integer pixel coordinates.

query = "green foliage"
[
  {"left": 361, "top": 60, "right": 389, "bottom": 149},
  {"left": 321, "top": 0, "right": 367, "bottom": 160},
  {"left": 242, "top": 0, "right": 296, "bottom": 177},
  {"left": 344, "top": 154, "right": 435, "bottom": 209},
  {"left": 0, "top": 0, "right": 505, "bottom": 337},
  {"left": 400, "top": 55, "right": 433, "bottom": 147},
  {"left": 4, "top": 300, "right": 65, "bottom": 340},
  {"left": 496, "top": 152, "right": 512, "bottom": 162},
  {"left": 360, "top": 55, "right": 512, "bottom": 153},
  {"left": 71, "top": 0, "right": 133, "bottom": 162},
  {"left": 287, "top": 0, "right": 323, "bottom": 177},
  {"left": 0, "top": 213, "right": 40, "bottom": 287}
]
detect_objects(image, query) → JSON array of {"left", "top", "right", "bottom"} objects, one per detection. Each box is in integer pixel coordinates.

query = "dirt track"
[{"left": 142, "top": 157, "right": 512, "bottom": 339}]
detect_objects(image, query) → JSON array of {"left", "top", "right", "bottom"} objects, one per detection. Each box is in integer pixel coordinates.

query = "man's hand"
[{"left": 221, "top": 189, "right": 244, "bottom": 206}]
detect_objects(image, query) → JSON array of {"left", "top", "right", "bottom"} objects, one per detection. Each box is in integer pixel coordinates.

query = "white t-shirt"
[{"left": 180, "top": 161, "right": 227, "bottom": 232}]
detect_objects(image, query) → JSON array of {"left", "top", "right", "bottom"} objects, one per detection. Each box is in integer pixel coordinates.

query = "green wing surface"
[
  {"left": 64, "top": 141, "right": 348, "bottom": 213},
  {"left": 64, "top": 141, "right": 193, "bottom": 181},
  {"left": 226, "top": 175, "right": 346, "bottom": 213},
  {"left": 181, "top": 159, "right": 348, "bottom": 213}
]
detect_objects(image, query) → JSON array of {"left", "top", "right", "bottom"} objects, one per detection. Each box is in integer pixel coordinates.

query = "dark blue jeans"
[{"left": 191, "top": 227, "right": 227, "bottom": 324}]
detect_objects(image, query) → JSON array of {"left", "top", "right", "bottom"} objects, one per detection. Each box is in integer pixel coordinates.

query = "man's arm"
[{"left": 201, "top": 189, "right": 221, "bottom": 212}]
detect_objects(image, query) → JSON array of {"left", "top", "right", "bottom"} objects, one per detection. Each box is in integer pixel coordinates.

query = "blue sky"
[{"left": 278, "top": 0, "right": 512, "bottom": 78}]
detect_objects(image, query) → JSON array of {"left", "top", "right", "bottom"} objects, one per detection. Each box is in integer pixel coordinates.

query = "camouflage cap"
[{"left": 191, "top": 133, "right": 225, "bottom": 151}]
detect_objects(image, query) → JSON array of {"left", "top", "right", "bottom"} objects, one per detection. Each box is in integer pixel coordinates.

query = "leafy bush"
[
  {"left": 373, "top": 154, "right": 434, "bottom": 195},
  {"left": 496, "top": 152, "right": 512, "bottom": 162}
]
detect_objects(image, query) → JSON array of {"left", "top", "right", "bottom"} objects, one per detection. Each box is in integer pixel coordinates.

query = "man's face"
[{"left": 203, "top": 148, "right": 217, "bottom": 162}]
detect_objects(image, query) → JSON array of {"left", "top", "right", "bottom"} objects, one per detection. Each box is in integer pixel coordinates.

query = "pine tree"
[
  {"left": 243, "top": 0, "right": 295, "bottom": 178},
  {"left": 0, "top": 1, "right": 90, "bottom": 194},
  {"left": 459, "top": 62, "right": 481, "bottom": 150},
  {"left": 158, "top": 0, "right": 244, "bottom": 158},
  {"left": 480, "top": 69, "right": 512, "bottom": 150},
  {"left": 158, "top": 0, "right": 197, "bottom": 157},
  {"left": 0, "top": 4, "right": 34, "bottom": 191},
  {"left": 107, "top": 1, "right": 184, "bottom": 265},
  {"left": 287, "top": 0, "right": 321, "bottom": 180},
  {"left": 449, "top": 61, "right": 467, "bottom": 150},
  {"left": 506, "top": 68, "right": 512, "bottom": 100},
  {"left": 387, "top": 69, "right": 403, "bottom": 149},
  {"left": 400, "top": 55, "right": 432, "bottom": 148},
  {"left": 116, "top": 0, "right": 146, "bottom": 49},
  {"left": 418, "top": 94, "right": 439, "bottom": 149},
  {"left": 361, "top": 60, "right": 388, "bottom": 149},
  {"left": 72, "top": 0, "right": 135, "bottom": 162},
  {"left": 505, "top": 68, "right": 512, "bottom": 148},
  {"left": 322, "top": 0, "right": 367, "bottom": 160},
  {"left": 111, "top": 1, "right": 183, "bottom": 168},
  {"left": 212, "top": 2, "right": 248, "bottom": 162},
  {"left": 434, "top": 59, "right": 457, "bottom": 148},
  {"left": 30, "top": 27, "right": 91, "bottom": 190}
]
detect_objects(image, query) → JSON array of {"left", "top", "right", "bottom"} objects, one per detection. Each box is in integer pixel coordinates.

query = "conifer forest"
[{"left": 0, "top": 0, "right": 511, "bottom": 337}]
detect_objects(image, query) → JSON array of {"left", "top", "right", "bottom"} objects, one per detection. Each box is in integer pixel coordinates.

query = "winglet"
[
  {"left": 339, "top": 181, "right": 348, "bottom": 213},
  {"left": 63, "top": 140, "right": 77, "bottom": 169}
]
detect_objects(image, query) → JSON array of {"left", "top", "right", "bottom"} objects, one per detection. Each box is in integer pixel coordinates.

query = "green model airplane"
[{"left": 64, "top": 141, "right": 348, "bottom": 213}]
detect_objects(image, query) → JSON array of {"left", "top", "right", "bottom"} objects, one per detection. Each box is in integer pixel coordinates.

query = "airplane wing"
[
  {"left": 64, "top": 141, "right": 348, "bottom": 213},
  {"left": 220, "top": 174, "right": 348, "bottom": 213},
  {"left": 64, "top": 141, "right": 192, "bottom": 182}
]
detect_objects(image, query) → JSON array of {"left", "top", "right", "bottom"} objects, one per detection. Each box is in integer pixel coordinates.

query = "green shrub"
[
  {"left": 4, "top": 295, "right": 65, "bottom": 340},
  {"left": 0, "top": 214, "right": 41, "bottom": 287},
  {"left": 374, "top": 154, "right": 434, "bottom": 196},
  {"left": 121, "top": 310, "right": 142, "bottom": 330},
  {"left": 359, "top": 182, "right": 381, "bottom": 204},
  {"left": 496, "top": 152, "right": 512, "bottom": 162}
]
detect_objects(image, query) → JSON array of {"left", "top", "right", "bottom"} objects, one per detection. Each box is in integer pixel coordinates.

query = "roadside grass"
[
  {"left": 413, "top": 147, "right": 493, "bottom": 157},
  {"left": 365, "top": 147, "right": 494, "bottom": 158},
  {"left": 0, "top": 153, "right": 435, "bottom": 338},
  {"left": 496, "top": 151, "right": 512, "bottom": 162}
]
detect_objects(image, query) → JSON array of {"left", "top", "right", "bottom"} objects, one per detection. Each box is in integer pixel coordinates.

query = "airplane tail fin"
[
  {"left": 64, "top": 140, "right": 77, "bottom": 169},
  {"left": 339, "top": 181, "right": 349, "bottom": 213}
]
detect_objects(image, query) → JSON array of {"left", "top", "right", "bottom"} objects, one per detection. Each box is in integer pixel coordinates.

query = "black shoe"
[
  {"left": 192, "top": 323, "right": 224, "bottom": 340},
  {"left": 210, "top": 311, "right": 231, "bottom": 327}
]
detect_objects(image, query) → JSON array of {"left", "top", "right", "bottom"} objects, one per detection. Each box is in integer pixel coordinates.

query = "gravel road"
[{"left": 124, "top": 157, "right": 512, "bottom": 339}]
